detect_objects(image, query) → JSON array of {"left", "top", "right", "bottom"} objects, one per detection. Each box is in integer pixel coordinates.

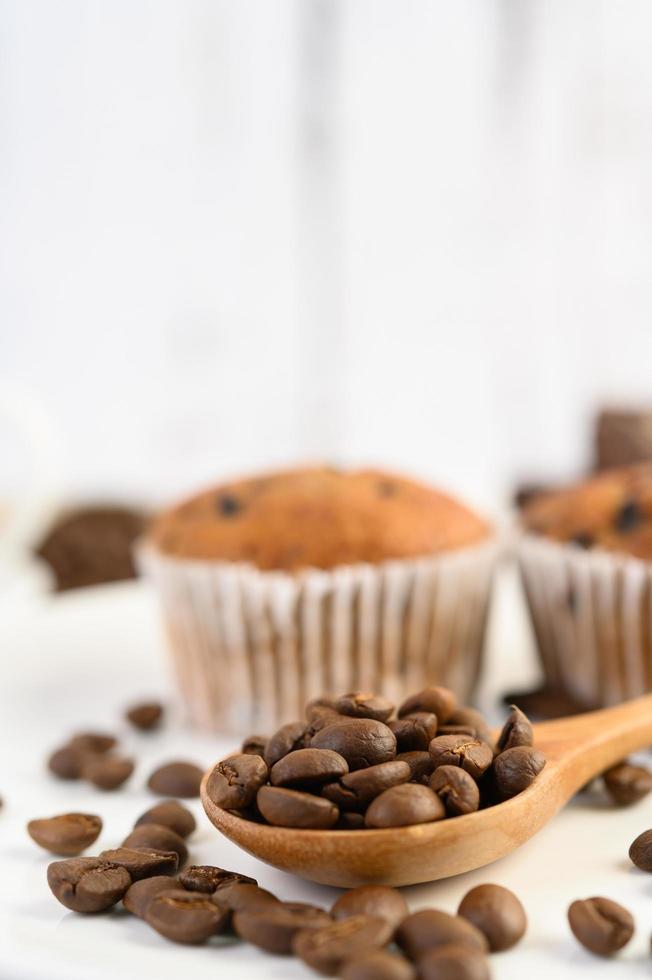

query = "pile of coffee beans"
[{"left": 205, "top": 687, "right": 546, "bottom": 829}]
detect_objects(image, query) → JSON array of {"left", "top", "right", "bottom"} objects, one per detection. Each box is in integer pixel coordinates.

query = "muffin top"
[
  {"left": 148, "top": 466, "right": 490, "bottom": 571},
  {"left": 522, "top": 463, "right": 652, "bottom": 559}
]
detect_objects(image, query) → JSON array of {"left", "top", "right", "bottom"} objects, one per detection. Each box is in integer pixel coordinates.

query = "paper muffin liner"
[
  {"left": 138, "top": 538, "right": 500, "bottom": 734},
  {"left": 518, "top": 533, "right": 652, "bottom": 708}
]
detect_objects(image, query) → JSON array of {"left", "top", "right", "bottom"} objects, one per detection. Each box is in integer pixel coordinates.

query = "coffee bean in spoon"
[
  {"left": 365, "top": 783, "right": 445, "bottom": 828},
  {"left": 340, "top": 949, "right": 416, "bottom": 980},
  {"left": 47, "top": 857, "right": 132, "bottom": 913},
  {"left": 263, "top": 721, "right": 308, "bottom": 767},
  {"left": 125, "top": 701, "right": 163, "bottom": 731},
  {"left": 99, "top": 846, "right": 178, "bottom": 880},
  {"left": 628, "top": 828, "right": 652, "bottom": 870},
  {"left": 179, "top": 865, "right": 257, "bottom": 893},
  {"left": 205, "top": 754, "right": 268, "bottom": 810},
  {"left": 493, "top": 746, "right": 546, "bottom": 799},
  {"left": 257, "top": 786, "right": 340, "bottom": 829},
  {"left": 395, "top": 910, "right": 488, "bottom": 959},
  {"left": 335, "top": 693, "right": 395, "bottom": 722},
  {"left": 395, "top": 751, "right": 434, "bottom": 783},
  {"left": 496, "top": 705, "right": 533, "bottom": 751},
  {"left": 336, "top": 812, "right": 367, "bottom": 830},
  {"left": 147, "top": 761, "right": 204, "bottom": 798},
  {"left": 567, "top": 896, "right": 634, "bottom": 956},
  {"left": 603, "top": 761, "right": 652, "bottom": 806},
  {"left": 270, "top": 748, "right": 349, "bottom": 788},
  {"left": 458, "top": 884, "right": 527, "bottom": 951},
  {"left": 332, "top": 885, "right": 409, "bottom": 928},
  {"left": 134, "top": 800, "right": 196, "bottom": 838},
  {"left": 28, "top": 813, "right": 102, "bottom": 856},
  {"left": 417, "top": 944, "right": 490, "bottom": 980},
  {"left": 83, "top": 755, "right": 134, "bottom": 791},
  {"left": 123, "top": 876, "right": 178, "bottom": 918},
  {"left": 310, "top": 718, "right": 397, "bottom": 770},
  {"left": 430, "top": 766, "right": 480, "bottom": 816},
  {"left": 323, "top": 760, "right": 411, "bottom": 811},
  {"left": 398, "top": 687, "right": 457, "bottom": 723},
  {"left": 145, "top": 889, "right": 229, "bottom": 944},
  {"left": 389, "top": 714, "right": 438, "bottom": 752},
  {"left": 428, "top": 736, "right": 492, "bottom": 780},
  {"left": 293, "top": 914, "right": 394, "bottom": 974},
  {"left": 447, "top": 706, "right": 493, "bottom": 745},
  {"left": 241, "top": 734, "right": 268, "bottom": 757},
  {"left": 122, "top": 823, "right": 188, "bottom": 866}
]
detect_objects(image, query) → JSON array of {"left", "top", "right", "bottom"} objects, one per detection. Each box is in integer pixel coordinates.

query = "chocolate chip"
[
  {"left": 147, "top": 761, "right": 204, "bottom": 798},
  {"left": 27, "top": 813, "right": 102, "bottom": 856},
  {"left": 47, "top": 857, "right": 131, "bottom": 913}
]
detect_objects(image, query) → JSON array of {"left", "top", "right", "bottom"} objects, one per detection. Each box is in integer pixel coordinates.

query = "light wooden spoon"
[{"left": 201, "top": 694, "right": 652, "bottom": 888}]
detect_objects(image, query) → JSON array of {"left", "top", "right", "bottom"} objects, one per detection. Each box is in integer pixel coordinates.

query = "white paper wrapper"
[
  {"left": 138, "top": 539, "right": 499, "bottom": 733},
  {"left": 518, "top": 533, "right": 652, "bottom": 708}
]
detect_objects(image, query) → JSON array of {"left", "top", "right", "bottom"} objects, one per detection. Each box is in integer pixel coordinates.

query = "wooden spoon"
[{"left": 201, "top": 695, "right": 652, "bottom": 888}]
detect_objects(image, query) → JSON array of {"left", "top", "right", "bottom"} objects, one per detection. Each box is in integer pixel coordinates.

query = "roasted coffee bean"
[
  {"left": 123, "top": 876, "right": 177, "bottom": 917},
  {"left": 205, "top": 754, "right": 268, "bottom": 810},
  {"left": 270, "top": 748, "right": 348, "bottom": 788},
  {"left": 398, "top": 687, "right": 456, "bottom": 723},
  {"left": 264, "top": 721, "right": 307, "bottom": 767},
  {"left": 568, "top": 896, "right": 634, "bottom": 956},
  {"left": 211, "top": 881, "right": 279, "bottom": 914},
  {"left": 458, "top": 884, "right": 527, "bottom": 951},
  {"left": 447, "top": 706, "right": 492, "bottom": 745},
  {"left": 496, "top": 705, "right": 533, "bottom": 752},
  {"left": 179, "top": 865, "right": 257, "bottom": 893},
  {"left": 69, "top": 732, "right": 117, "bottom": 754},
  {"left": 47, "top": 856, "right": 131, "bottom": 913},
  {"left": 417, "top": 944, "right": 490, "bottom": 980},
  {"left": 430, "top": 766, "right": 480, "bottom": 816},
  {"left": 47, "top": 745, "right": 86, "bottom": 780},
  {"left": 429, "top": 736, "right": 492, "bottom": 780},
  {"left": 323, "top": 760, "right": 411, "bottom": 811},
  {"left": 257, "top": 786, "right": 339, "bottom": 829},
  {"left": 306, "top": 696, "right": 339, "bottom": 720},
  {"left": 604, "top": 762, "right": 652, "bottom": 806},
  {"left": 234, "top": 902, "right": 332, "bottom": 954},
  {"left": 122, "top": 823, "right": 188, "bottom": 866},
  {"left": 396, "top": 751, "right": 434, "bottom": 783},
  {"left": 629, "top": 828, "right": 652, "bottom": 870},
  {"left": 493, "top": 746, "right": 546, "bottom": 798},
  {"left": 436, "top": 725, "right": 477, "bottom": 739},
  {"left": 28, "top": 813, "right": 102, "bottom": 856},
  {"left": 336, "top": 812, "right": 367, "bottom": 830},
  {"left": 389, "top": 713, "right": 438, "bottom": 752},
  {"left": 311, "top": 718, "right": 397, "bottom": 770},
  {"left": 135, "top": 800, "right": 196, "bottom": 838},
  {"left": 146, "top": 889, "right": 228, "bottom": 944},
  {"left": 293, "top": 914, "right": 394, "bottom": 974},
  {"left": 340, "top": 949, "right": 415, "bottom": 980},
  {"left": 147, "top": 761, "right": 204, "bottom": 798},
  {"left": 335, "top": 693, "right": 395, "bottom": 722},
  {"left": 396, "top": 909, "right": 488, "bottom": 959},
  {"left": 99, "top": 846, "right": 178, "bottom": 880},
  {"left": 82, "top": 755, "right": 134, "bottom": 791},
  {"left": 332, "top": 885, "right": 409, "bottom": 928},
  {"left": 125, "top": 701, "right": 163, "bottom": 731},
  {"left": 365, "top": 784, "right": 445, "bottom": 828},
  {"left": 241, "top": 734, "right": 268, "bottom": 757}
]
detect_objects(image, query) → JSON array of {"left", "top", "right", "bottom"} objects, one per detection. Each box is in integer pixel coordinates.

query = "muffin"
[
  {"left": 140, "top": 466, "right": 497, "bottom": 732},
  {"left": 520, "top": 463, "right": 652, "bottom": 708}
]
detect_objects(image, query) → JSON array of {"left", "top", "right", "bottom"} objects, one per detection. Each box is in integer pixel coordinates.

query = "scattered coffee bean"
[
  {"left": 629, "top": 828, "right": 652, "bottom": 870},
  {"left": 179, "top": 865, "right": 257, "bottom": 893},
  {"left": 389, "top": 713, "right": 438, "bottom": 752},
  {"left": 365, "top": 784, "right": 445, "bottom": 828},
  {"left": 429, "top": 736, "right": 493, "bottom": 780},
  {"left": 212, "top": 881, "right": 279, "bottom": 914},
  {"left": 69, "top": 732, "right": 117, "bottom": 755},
  {"left": 47, "top": 856, "right": 131, "bottom": 913},
  {"left": 122, "top": 823, "right": 188, "bottom": 866},
  {"left": 430, "top": 766, "right": 480, "bottom": 816},
  {"left": 396, "top": 910, "right": 488, "bottom": 960},
  {"left": 340, "top": 949, "right": 415, "bottom": 980},
  {"left": 123, "top": 876, "right": 177, "bottom": 918},
  {"left": 125, "top": 701, "right": 163, "bottom": 731},
  {"left": 82, "top": 755, "right": 134, "bottom": 791},
  {"left": 332, "top": 885, "right": 409, "bottom": 928},
  {"left": 417, "top": 943, "right": 490, "bottom": 980},
  {"left": 47, "top": 745, "right": 86, "bottom": 780},
  {"left": 496, "top": 705, "right": 533, "bottom": 751},
  {"left": 270, "top": 748, "right": 349, "bottom": 788},
  {"left": 146, "top": 889, "right": 228, "bottom": 944},
  {"left": 293, "top": 914, "right": 394, "bottom": 974},
  {"left": 257, "top": 786, "right": 339, "bottom": 829},
  {"left": 568, "top": 896, "right": 634, "bottom": 956},
  {"left": 323, "top": 761, "right": 411, "bottom": 811},
  {"left": 493, "top": 746, "right": 546, "bottom": 799},
  {"left": 241, "top": 734, "right": 268, "bottom": 757},
  {"left": 147, "top": 761, "right": 204, "bottom": 798},
  {"left": 395, "top": 751, "right": 434, "bottom": 783},
  {"left": 398, "top": 687, "right": 457, "bottom": 723},
  {"left": 264, "top": 721, "right": 308, "bottom": 768},
  {"left": 28, "top": 813, "right": 102, "bottom": 856},
  {"left": 311, "top": 718, "right": 397, "bottom": 771},
  {"left": 134, "top": 800, "right": 196, "bottom": 838},
  {"left": 99, "top": 846, "right": 178, "bottom": 880},
  {"left": 234, "top": 902, "right": 332, "bottom": 954},
  {"left": 458, "top": 883, "right": 527, "bottom": 951},
  {"left": 335, "top": 693, "right": 394, "bottom": 722},
  {"left": 206, "top": 754, "right": 268, "bottom": 810},
  {"left": 604, "top": 762, "right": 652, "bottom": 806}
]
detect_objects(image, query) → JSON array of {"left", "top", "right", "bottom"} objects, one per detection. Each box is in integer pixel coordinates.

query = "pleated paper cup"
[
  {"left": 138, "top": 538, "right": 500, "bottom": 734},
  {"left": 518, "top": 533, "right": 652, "bottom": 709}
]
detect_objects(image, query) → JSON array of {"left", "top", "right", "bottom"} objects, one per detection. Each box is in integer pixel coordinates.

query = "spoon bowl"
[{"left": 201, "top": 694, "right": 652, "bottom": 887}]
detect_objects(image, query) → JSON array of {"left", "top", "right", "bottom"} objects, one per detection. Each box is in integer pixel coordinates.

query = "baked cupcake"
[
  {"left": 140, "top": 466, "right": 497, "bottom": 732},
  {"left": 520, "top": 463, "right": 652, "bottom": 708}
]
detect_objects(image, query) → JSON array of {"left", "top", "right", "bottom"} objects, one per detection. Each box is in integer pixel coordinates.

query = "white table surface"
[{"left": 2, "top": 569, "right": 652, "bottom": 980}]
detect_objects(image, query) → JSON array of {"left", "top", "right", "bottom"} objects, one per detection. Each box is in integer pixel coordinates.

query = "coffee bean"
[
  {"left": 241, "top": 734, "right": 268, "bottom": 757},
  {"left": 206, "top": 754, "right": 268, "bottom": 810},
  {"left": 429, "top": 736, "right": 493, "bottom": 780},
  {"left": 629, "top": 828, "right": 652, "bottom": 870},
  {"left": 147, "top": 761, "right": 204, "bottom": 798},
  {"left": 496, "top": 705, "right": 533, "bottom": 752},
  {"left": 125, "top": 701, "right": 163, "bottom": 731},
  {"left": 332, "top": 885, "right": 409, "bottom": 928},
  {"left": 568, "top": 896, "right": 634, "bottom": 956},
  {"left": 28, "top": 813, "right": 102, "bottom": 856},
  {"left": 389, "top": 714, "right": 438, "bottom": 752},
  {"left": 234, "top": 902, "right": 332, "bottom": 954},
  {"left": 396, "top": 910, "right": 488, "bottom": 960},
  {"left": 340, "top": 949, "right": 415, "bottom": 980},
  {"left": 257, "top": 786, "right": 339, "bottom": 829},
  {"left": 398, "top": 687, "right": 457, "bottom": 723},
  {"left": 69, "top": 732, "right": 117, "bottom": 754},
  {"left": 47, "top": 745, "right": 86, "bottom": 780},
  {"left": 47, "top": 857, "right": 131, "bottom": 913},
  {"left": 293, "top": 914, "right": 394, "bottom": 974},
  {"left": 336, "top": 812, "right": 367, "bottom": 830},
  {"left": 447, "top": 707, "right": 493, "bottom": 746},
  {"left": 311, "top": 718, "right": 397, "bottom": 770},
  {"left": 417, "top": 944, "right": 490, "bottom": 980},
  {"left": 123, "top": 875, "right": 177, "bottom": 917},
  {"left": 146, "top": 889, "right": 228, "bottom": 944},
  {"left": 493, "top": 746, "right": 546, "bottom": 798},
  {"left": 335, "top": 693, "right": 395, "bottom": 722},
  {"left": 306, "top": 696, "right": 339, "bottom": 721},
  {"left": 99, "top": 846, "right": 178, "bottom": 880},
  {"left": 179, "top": 865, "right": 257, "bottom": 893},
  {"left": 395, "top": 751, "right": 434, "bottom": 783},
  {"left": 264, "top": 721, "right": 307, "bottom": 767},
  {"left": 430, "top": 766, "right": 479, "bottom": 816},
  {"left": 604, "top": 762, "right": 652, "bottom": 806},
  {"left": 122, "top": 823, "right": 188, "bottom": 866},
  {"left": 458, "top": 884, "right": 527, "bottom": 951},
  {"left": 134, "top": 800, "right": 196, "bottom": 838},
  {"left": 211, "top": 881, "right": 279, "bottom": 914},
  {"left": 365, "top": 784, "right": 445, "bottom": 828},
  {"left": 270, "top": 748, "right": 349, "bottom": 788},
  {"left": 436, "top": 725, "right": 477, "bottom": 738},
  {"left": 323, "top": 761, "right": 411, "bottom": 811},
  {"left": 82, "top": 755, "right": 134, "bottom": 790}
]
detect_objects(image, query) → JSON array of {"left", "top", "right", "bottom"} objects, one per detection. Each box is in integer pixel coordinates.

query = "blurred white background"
[{"left": 3, "top": 0, "right": 652, "bottom": 520}]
